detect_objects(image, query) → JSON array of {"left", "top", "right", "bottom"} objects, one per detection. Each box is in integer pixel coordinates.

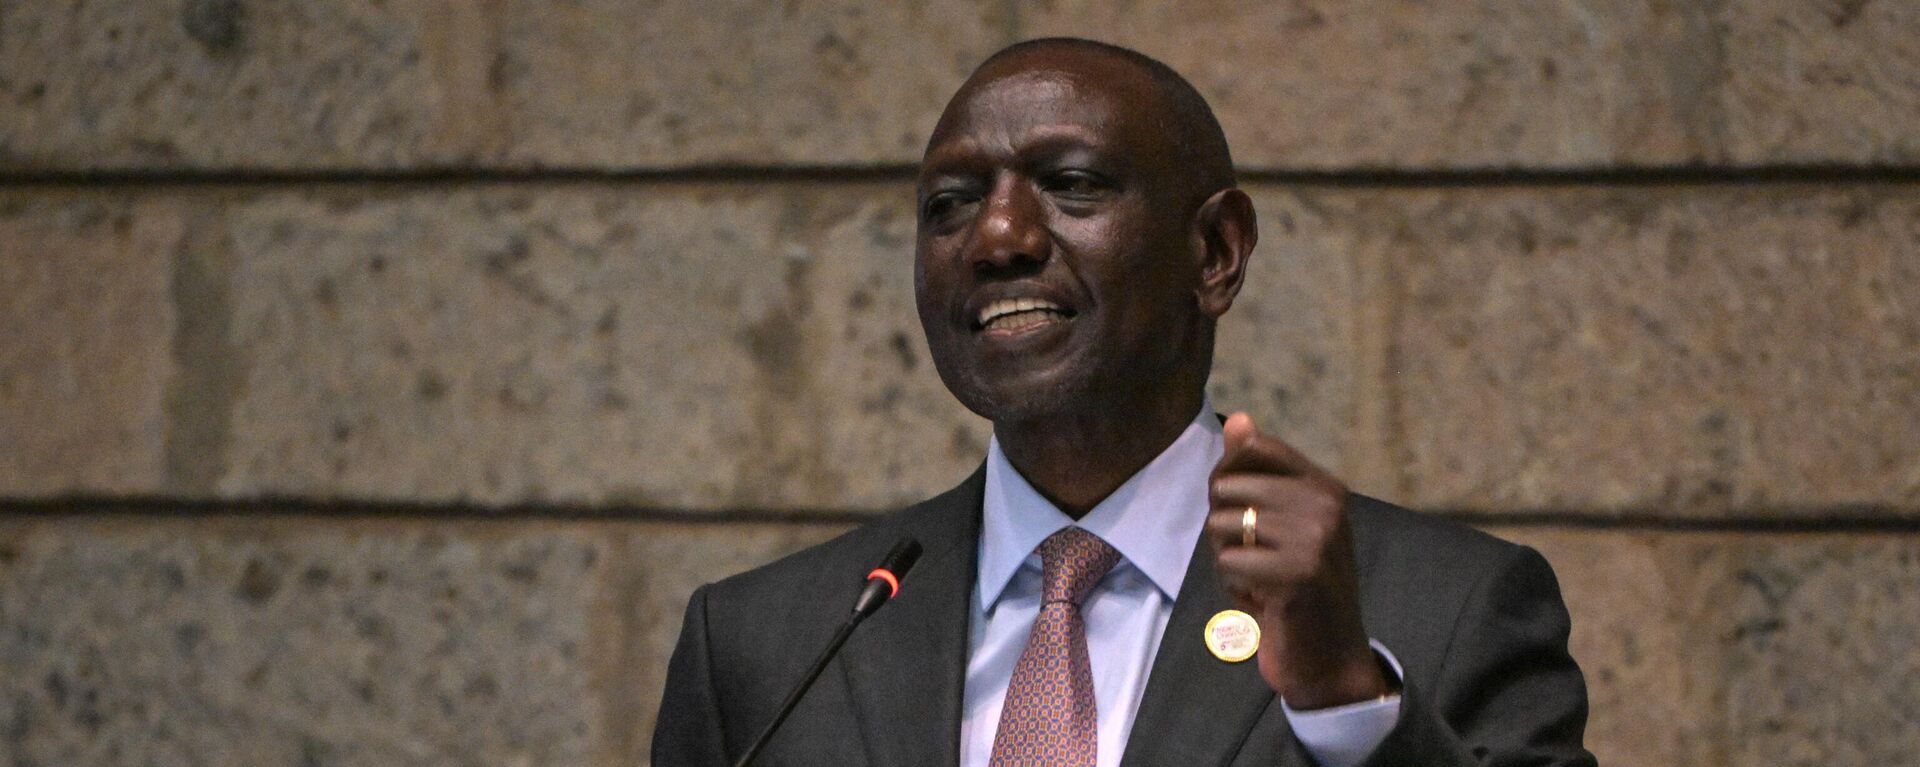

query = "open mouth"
[{"left": 974, "top": 297, "right": 1076, "bottom": 332}]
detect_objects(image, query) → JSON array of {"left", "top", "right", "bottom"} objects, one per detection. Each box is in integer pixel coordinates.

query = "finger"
[
  {"left": 1211, "top": 554, "right": 1274, "bottom": 611},
  {"left": 1203, "top": 504, "right": 1259, "bottom": 552},
  {"left": 1204, "top": 477, "right": 1342, "bottom": 546},
  {"left": 1214, "top": 541, "right": 1316, "bottom": 583},
  {"left": 1216, "top": 567, "right": 1260, "bottom": 603},
  {"left": 1209, "top": 473, "right": 1341, "bottom": 516},
  {"left": 1217, "top": 412, "right": 1262, "bottom": 471},
  {"left": 1222, "top": 411, "right": 1257, "bottom": 452},
  {"left": 1215, "top": 412, "right": 1325, "bottom": 478}
]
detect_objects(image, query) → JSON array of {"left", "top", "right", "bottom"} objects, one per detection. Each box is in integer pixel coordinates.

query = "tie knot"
[{"left": 1036, "top": 527, "right": 1121, "bottom": 606}]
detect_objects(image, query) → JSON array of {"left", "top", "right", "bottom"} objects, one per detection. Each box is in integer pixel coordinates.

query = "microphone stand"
[
  {"left": 731, "top": 538, "right": 921, "bottom": 767},
  {"left": 731, "top": 616, "right": 863, "bottom": 767}
]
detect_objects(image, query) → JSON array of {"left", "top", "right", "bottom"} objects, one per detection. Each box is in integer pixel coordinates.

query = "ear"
[{"left": 1191, "top": 187, "right": 1256, "bottom": 318}]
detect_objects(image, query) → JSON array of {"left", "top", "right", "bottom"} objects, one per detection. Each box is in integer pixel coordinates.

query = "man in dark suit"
[{"left": 654, "top": 38, "right": 1595, "bottom": 767}]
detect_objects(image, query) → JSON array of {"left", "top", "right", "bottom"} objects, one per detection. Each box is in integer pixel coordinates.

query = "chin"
[{"left": 947, "top": 371, "right": 1097, "bottom": 427}]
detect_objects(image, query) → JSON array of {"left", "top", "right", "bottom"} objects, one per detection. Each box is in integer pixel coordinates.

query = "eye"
[
  {"left": 921, "top": 190, "right": 978, "bottom": 227},
  {"left": 1041, "top": 170, "right": 1113, "bottom": 201}
]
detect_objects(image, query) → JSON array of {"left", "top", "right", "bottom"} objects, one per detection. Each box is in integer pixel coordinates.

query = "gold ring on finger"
[{"left": 1241, "top": 506, "right": 1258, "bottom": 547}]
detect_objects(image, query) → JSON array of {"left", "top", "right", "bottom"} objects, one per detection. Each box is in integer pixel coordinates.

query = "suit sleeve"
[
  {"left": 652, "top": 585, "right": 732, "bottom": 767},
  {"left": 1358, "top": 545, "right": 1597, "bottom": 767}
]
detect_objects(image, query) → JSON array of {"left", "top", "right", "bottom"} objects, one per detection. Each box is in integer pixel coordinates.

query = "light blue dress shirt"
[{"left": 959, "top": 404, "right": 1402, "bottom": 767}]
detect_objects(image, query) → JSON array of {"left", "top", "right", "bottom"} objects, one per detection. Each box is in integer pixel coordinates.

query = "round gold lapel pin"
[{"left": 1204, "top": 609, "right": 1260, "bottom": 662}]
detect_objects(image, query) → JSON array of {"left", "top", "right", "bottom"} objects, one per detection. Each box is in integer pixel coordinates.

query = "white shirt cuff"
[{"left": 1279, "top": 639, "right": 1404, "bottom": 767}]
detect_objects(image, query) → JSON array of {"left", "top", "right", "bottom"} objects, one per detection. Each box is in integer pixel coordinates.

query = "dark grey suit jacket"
[{"left": 653, "top": 466, "right": 1596, "bottom": 766}]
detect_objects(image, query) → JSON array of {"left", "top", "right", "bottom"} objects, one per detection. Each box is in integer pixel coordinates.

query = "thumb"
[{"left": 1223, "top": 411, "right": 1259, "bottom": 452}]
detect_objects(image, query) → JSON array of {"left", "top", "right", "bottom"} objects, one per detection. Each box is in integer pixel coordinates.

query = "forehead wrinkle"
[{"left": 927, "top": 125, "right": 1110, "bottom": 165}]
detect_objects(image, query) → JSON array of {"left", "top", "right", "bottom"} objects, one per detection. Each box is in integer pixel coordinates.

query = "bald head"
[{"left": 934, "top": 37, "right": 1237, "bottom": 206}]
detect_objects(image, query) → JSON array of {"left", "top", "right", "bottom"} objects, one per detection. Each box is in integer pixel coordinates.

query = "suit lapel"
[
  {"left": 839, "top": 468, "right": 983, "bottom": 767},
  {"left": 1119, "top": 534, "right": 1301, "bottom": 767}
]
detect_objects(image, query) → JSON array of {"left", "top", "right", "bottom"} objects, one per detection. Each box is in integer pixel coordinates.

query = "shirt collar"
[{"left": 977, "top": 402, "right": 1224, "bottom": 612}]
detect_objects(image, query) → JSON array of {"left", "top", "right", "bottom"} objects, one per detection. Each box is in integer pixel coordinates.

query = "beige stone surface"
[
  {"left": 1721, "top": 1, "right": 1920, "bottom": 165},
  {"left": 0, "top": 194, "right": 177, "bottom": 495},
  {"left": 1023, "top": 0, "right": 1920, "bottom": 169},
  {"left": 491, "top": 1, "right": 1006, "bottom": 167},
  {"left": 1205, "top": 188, "right": 1374, "bottom": 480},
  {"left": 1496, "top": 527, "right": 1920, "bottom": 767},
  {"left": 0, "top": 516, "right": 606, "bottom": 767},
  {"left": 212, "top": 183, "right": 989, "bottom": 509},
  {"left": 1209, "top": 188, "right": 1363, "bottom": 475},
  {"left": 1380, "top": 186, "right": 1920, "bottom": 515},
  {"left": 0, "top": 0, "right": 471, "bottom": 170},
  {"left": 0, "top": 0, "right": 1004, "bottom": 171},
  {"left": 8, "top": 2, "right": 1918, "bottom": 171},
  {"left": 1021, "top": 0, "right": 1708, "bottom": 169},
  {"left": 1704, "top": 537, "right": 1920, "bottom": 766}
]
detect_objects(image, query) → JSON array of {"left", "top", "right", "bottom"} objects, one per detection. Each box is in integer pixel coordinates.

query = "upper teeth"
[{"left": 979, "top": 297, "right": 1063, "bottom": 326}]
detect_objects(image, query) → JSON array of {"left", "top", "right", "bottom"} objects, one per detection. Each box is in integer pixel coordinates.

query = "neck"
[{"left": 995, "top": 388, "right": 1204, "bottom": 519}]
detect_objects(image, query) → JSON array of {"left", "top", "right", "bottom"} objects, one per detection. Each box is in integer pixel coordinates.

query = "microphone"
[
  {"left": 732, "top": 537, "right": 923, "bottom": 767},
  {"left": 852, "top": 537, "right": 923, "bottom": 618}
]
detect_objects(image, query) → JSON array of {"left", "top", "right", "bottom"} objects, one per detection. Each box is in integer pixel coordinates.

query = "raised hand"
[{"left": 1203, "top": 412, "right": 1394, "bottom": 709}]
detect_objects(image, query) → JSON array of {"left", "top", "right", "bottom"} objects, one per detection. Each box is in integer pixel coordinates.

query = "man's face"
[{"left": 914, "top": 53, "right": 1212, "bottom": 425}]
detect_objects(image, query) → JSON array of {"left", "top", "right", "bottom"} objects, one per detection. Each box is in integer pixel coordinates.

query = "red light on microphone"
[
  {"left": 865, "top": 568, "right": 900, "bottom": 598},
  {"left": 851, "top": 538, "right": 921, "bottom": 619}
]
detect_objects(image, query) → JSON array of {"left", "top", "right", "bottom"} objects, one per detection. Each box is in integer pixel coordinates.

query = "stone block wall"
[{"left": 3, "top": 3, "right": 1916, "bottom": 766}]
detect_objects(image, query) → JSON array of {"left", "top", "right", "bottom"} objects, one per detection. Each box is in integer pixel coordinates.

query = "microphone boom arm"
[{"left": 730, "top": 538, "right": 922, "bottom": 767}]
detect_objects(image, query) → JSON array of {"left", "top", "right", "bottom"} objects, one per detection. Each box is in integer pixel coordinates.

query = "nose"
[{"left": 967, "top": 173, "right": 1050, "bottom": 272}]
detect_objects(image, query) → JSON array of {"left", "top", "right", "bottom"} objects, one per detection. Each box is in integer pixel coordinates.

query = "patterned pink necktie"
[{"left": 989, "top": 527, "right": 1123, "bottom": 767}]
